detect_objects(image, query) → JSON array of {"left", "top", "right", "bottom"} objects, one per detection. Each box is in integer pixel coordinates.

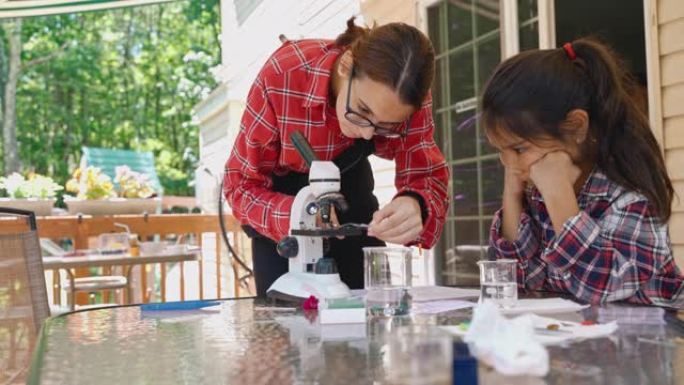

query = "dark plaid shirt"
[{"left": 491, "top": 168, "right": 683, "bottom": 307}]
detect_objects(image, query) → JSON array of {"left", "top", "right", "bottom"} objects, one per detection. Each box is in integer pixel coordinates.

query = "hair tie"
[{"left": 563, "top": 42, "right": 577, "bottom": 60}]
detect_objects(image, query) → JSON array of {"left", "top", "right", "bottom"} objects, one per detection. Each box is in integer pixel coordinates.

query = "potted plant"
[
  {"left": 115, "top": 166, "right": 156, "bottom": 199},
  {"left": 0, "top": 172, "right": 63, "bottom": 216},
  {"left": 64, "top": 166, "right": 160, "bottom": 215}
]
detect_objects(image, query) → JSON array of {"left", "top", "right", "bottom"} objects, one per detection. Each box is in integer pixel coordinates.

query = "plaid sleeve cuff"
[
  {"left": 490, "top": 208, "right": 539, "bottom": 260},
  {"left": 395, "top": 190, "right": 428, "bottom": 223},
  {"left": 396, "top": 188, "right": 440, "bottom": 248},
  {"left": 542, "top": 211, "right": 601, "bottom": 271},
  {"left": 270, "top": 196, "right": 295, "bottom": 241}
]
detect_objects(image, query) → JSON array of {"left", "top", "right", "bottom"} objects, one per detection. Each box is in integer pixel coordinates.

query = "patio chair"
[
  {"left": 64, "top": 276, "right": 129, "bottom": 310},
  {"left": 81, "top": 146, "right": 163, "bottom": 194},
  {"left": 0, "top": 207, "right": 50, "bottom": 384},
  {"left": 62, "top": 232, "right": 130, "bottom": 310},
  {"left": 82, "top": 146, "right": 202, "bottom": 213},
  {"left": 40, "top": 236, "right": 130, "bottom": 310}
]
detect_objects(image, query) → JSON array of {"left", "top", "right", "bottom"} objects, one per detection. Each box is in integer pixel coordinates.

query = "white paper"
[
  {"left": 597, "top": 306, "right": 666, "bottom": 325},
  {"left": 412, "top": 300, "right": 475, "bottom": 315},
  {"left": 408, "top": 286, "right": 480, "bottom": 302},
  {"left": 529, "top": 314, "right": 618, "bottom": 345},
  {"left": 496, "top": 298, "right": 589, "bottom": 316}
]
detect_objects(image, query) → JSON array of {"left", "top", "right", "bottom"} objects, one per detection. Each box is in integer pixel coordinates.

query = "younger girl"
[{"left": 483, "top": 37, "right": 683, "bottom": 307}]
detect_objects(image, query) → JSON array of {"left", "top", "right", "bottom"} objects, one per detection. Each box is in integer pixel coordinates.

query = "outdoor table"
[
  {"left": 42, "top": 249, "right": 200, "bottom": 309},
  {"left": 26, "top": 294, "right": 684, "bottom": 384}
]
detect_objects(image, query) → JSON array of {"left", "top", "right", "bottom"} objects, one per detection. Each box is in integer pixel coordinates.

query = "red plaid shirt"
[
  {"left": 224, "top": 39, "right": 449, "bottom": 247},
  {"left": 490, "top": 169, "right": 684, "bottom": 307}
]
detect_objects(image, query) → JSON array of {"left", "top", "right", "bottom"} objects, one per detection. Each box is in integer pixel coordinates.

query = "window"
[
  {"left": 427, "top": 0, "right": 539, "bottom": 285},
  {"left": 518, "top": 0, "right": 539, "bottom": 51}
]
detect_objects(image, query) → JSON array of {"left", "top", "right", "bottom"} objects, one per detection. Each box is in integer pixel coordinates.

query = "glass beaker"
[
  {"left": 363, "top": 247, "right": 412, "bottom": 316},
  {"left": 477, "top": 259, "right": 518, "bottom": 308}
]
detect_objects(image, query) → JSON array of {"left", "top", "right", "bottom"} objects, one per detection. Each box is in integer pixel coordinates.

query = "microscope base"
[{"left": 267, "top": 272, "right": 351, "bottom": 301}]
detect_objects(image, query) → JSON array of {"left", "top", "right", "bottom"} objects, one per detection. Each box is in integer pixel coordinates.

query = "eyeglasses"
[{"left": 344, "top": 67, "right": 411, "bottom": 138}]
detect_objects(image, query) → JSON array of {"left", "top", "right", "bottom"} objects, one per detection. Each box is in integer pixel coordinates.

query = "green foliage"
[{"left": 1, "top": 1, "right": 220, "bottom": 196}]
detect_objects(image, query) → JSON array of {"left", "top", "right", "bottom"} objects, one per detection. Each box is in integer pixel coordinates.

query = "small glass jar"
[{"left": 128, "top": 234, "right": 140, "bottom": 257}]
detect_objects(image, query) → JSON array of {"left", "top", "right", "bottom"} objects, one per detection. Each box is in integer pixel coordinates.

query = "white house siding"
[
  {"left": 655, "top": 0, "right": 684, "bottom": 269},
  {"left": 196, "top": 0, "right": 362, "bottom": 213}
]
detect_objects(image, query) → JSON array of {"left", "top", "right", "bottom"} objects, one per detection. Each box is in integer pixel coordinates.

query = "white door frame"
[
  {"left": 500, "top": 0, "right": 520, "bottom": 58},
  {"left": 415, "top": 0, "right": 448, "bottom": 286},
  {"left": 643, "top": 0, "right": 664, "bottom": 148},
  {"left": 537, "top": 0, "right": 556, "bottom": 49},
  {"left": 416, "top": 0, "right": 443, "bottom": 33}
]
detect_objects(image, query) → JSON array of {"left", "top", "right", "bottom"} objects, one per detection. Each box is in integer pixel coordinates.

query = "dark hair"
[
  {"left": 335, "top": 17, "right": 435, "bottom": 109},
  {"left": 481, "top": 37, "right": 674, "bottom": 222}
]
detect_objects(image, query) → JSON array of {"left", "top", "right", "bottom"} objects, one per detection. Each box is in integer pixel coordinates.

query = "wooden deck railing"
[{"left": 0, "top": 213, "right": 254, "bottom": 306}]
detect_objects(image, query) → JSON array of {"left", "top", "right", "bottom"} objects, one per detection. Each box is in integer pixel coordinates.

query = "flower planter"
[
  {"left": 64, "top": 197, "right": 160, "bottom": 216},
  {"left": 0, "top": 198, "right": 56, "bottom": 216}
]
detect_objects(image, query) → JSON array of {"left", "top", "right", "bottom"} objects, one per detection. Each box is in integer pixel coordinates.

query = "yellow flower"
[{"left": 67, "top": 166, "right": 115, "bottom": 200}]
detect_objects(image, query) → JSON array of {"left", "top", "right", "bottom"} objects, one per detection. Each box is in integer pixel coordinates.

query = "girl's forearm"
[
  {"left": 541, "top": 184, "right": 580, "bottom": 236},
  {"left": 502, "top": 193, "right": 524, "bottom": 242}
]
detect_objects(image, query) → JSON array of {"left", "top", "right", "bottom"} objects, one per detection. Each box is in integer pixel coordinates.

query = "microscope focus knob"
[
  {"left": 276, "top": 236, "right": 299, "bottom": 258},
  {"left": 314, "top": 256, "right": 338, "bottom": 274},
  {"left": 306, "top": 202, "right": 318, "bottom": 215}
]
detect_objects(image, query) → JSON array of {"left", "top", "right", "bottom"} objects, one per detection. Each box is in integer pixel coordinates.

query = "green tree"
[{"left": 0, "top": 0, "right": 220, "bottom": 196}]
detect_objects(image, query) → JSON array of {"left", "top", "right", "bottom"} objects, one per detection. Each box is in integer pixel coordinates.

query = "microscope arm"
[{"left": 291, "top": 223, "right": 368, "bottom": 237}]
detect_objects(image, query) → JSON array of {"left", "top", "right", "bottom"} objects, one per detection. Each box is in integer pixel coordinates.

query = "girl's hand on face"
[
  {"left": 503, "top": 166, "right": 527, "bottom": 199},
  {"left": 529, "top": 151, "right": 581, "bottom": 196},
  {"left": 367, "top": 196, "right": 423, "bottom": 244}
]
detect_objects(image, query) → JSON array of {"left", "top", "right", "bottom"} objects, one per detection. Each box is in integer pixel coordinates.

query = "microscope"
[{"left": 267, "top": 131, "right": 366, "bottom": 301}]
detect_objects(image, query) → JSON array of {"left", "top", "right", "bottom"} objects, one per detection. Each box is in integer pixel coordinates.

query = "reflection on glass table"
[{"left": 27, "top": 294, "right": 684, "bottom": 385}]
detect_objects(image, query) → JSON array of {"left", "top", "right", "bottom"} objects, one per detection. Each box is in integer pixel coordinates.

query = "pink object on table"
[{"left": 302, "top": 295, "right": 319, "bottom": 311}]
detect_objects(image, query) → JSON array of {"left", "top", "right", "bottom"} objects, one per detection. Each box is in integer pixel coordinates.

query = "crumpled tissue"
[{"left": 464, "top": 301, "right": 549, "bottom": 377}]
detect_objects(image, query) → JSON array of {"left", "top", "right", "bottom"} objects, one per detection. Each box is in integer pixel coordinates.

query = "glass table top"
[{"left": 28, "top": 298, "right": 684, "bottom": 385}]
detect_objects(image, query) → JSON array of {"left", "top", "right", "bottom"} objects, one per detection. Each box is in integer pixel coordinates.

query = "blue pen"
[{"left": 141, "top": 300, "right": 221, "bottom": 311}]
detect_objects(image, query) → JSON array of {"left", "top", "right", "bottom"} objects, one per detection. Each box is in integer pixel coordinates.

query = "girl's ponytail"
[
  {"left": 572, "top": 38, "right": 673, "bottom": 221},
  {"left": 335, "top": 17, "right": 370, "bottom": 48}
]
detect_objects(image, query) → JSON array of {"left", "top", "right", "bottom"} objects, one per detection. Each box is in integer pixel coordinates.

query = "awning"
[{"left": 0, "top": 0, "right": 180, "bottom": 19}]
